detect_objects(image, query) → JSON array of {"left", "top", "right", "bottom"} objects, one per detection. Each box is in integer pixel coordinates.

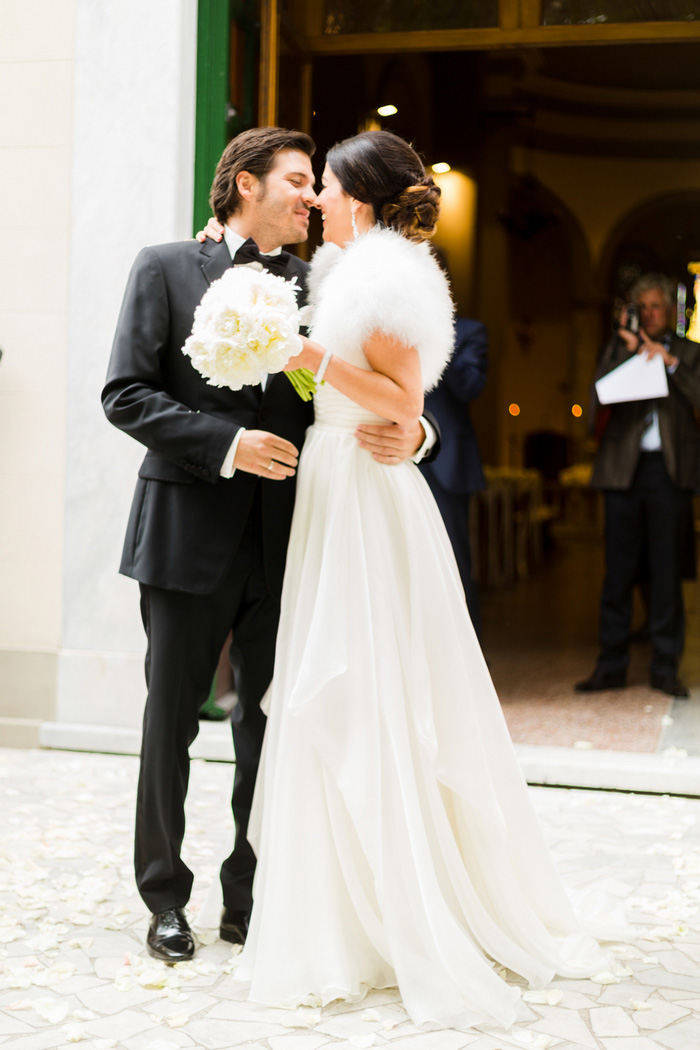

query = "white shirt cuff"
[
  {"left": 411, "top": 416, "right": 436, "bottom": 464},
  {"left": 220, "top": 428, "right": 245, "bottom": 478}
]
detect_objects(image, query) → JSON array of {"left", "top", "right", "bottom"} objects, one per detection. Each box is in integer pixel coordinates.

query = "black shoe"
[
  {"left": 650, "top": 672, "right": 689, "bottom": 699},
  {"left": 220, "top": 907, "right": 249, "bottom": 945},
  {"left": 574, "top": 668, "right": 627, "bottom": 693},
  {"left": 146, "top": 907, "right": 195, "bottom": 963}
]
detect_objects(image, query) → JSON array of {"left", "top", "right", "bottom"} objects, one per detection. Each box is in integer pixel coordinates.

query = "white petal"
[
  {"left": 34, "top": 997, "right": 70, "bottom": 1024},
  {"left": 361, "top": 1008, "right": 382, "bottom": 1021},
  {"left": 61, "top": 1023, "right": 85, "bottom": 1042},
  {"left": 165, "top": 1013, "right": 189, "bottom": 1028},
  {"left": 573, "top": 740, "right": 594, "bottom": 750},
  {"left": 195, "top": 930, "right": 217, "bottom": 946},
  {"left": 137, "top": 967, "right": 171, "bottom": 989},
  {"left": 630, "top": 999, "right": 652, "bottom": 1010},
  {"left": 523, "top": 989, "right": 562, "bottom": 1006},
  {"left": 591, "top": 972, "right": 620, "bottom": 985},
  {"left": 0, "top": 926, "right": 25, "bottom": 944}
]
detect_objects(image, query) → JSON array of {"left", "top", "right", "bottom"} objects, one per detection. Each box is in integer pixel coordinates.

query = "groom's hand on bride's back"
[
  {"left": 234, "top": 430, "right": 299, "bottom": 479},
  {"left": 354, "top": 420, "right": 427, "bottom": 466}
]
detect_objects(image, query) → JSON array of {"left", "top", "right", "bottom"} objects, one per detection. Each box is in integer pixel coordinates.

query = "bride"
[{"left": 228, "top": 130, "right": 608, "bottom": 1030}]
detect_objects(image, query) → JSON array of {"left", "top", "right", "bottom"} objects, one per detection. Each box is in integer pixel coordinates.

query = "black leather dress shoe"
[
  {"left": 574, "top": 668, "right": 627, "bottom": 693},
  {"left": 650, "top": 672, "right": 689, "bottom": 698},
  {"left": 220, "top": 907, "right": 249, "bottom": 945},
  {"left": 146, "top": 907, "right": 195, "bottom": 963}
]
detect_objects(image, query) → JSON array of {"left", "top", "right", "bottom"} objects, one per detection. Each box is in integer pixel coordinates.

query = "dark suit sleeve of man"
[
  {"left": 421, "top": 318, "right": 488, "bottom": 495},
  {"left": 441, "top": 318, "right": 489, "bottom": 405},
  {"left": 668, "top": 334, "right": 700, "bottom": 410},
  {"left": 102, "top": 246, "right": 239, "bottom": 483}
]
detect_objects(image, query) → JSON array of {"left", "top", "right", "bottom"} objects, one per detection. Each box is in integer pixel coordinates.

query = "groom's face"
[{"left": 247, "top": 149, "right": 316, "bottom": 250}]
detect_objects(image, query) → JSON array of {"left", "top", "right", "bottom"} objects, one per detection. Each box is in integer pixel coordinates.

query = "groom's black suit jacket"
[{"left": 102, "top": 237, "right": 314, "bottom": 598}]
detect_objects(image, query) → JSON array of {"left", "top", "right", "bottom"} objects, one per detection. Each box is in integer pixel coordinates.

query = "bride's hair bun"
[
  {"left": 380, "top": 175, "right": 441, "bottom": 242},
  {"left": 326, "top": 131, "right": 441, "bottom": 242}
]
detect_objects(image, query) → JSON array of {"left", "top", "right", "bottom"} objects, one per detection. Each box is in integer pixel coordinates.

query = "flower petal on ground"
[{"left": 523, "top": 989, "right": 562, "bottom": 1005}]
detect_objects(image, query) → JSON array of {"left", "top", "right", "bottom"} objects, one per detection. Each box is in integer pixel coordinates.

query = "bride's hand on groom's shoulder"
[
  {"left": 195, "top": 218, "right": 224, "bottom": 243},
  {"left": 355, "top": 419, "right": 426, "bottom": 465}
]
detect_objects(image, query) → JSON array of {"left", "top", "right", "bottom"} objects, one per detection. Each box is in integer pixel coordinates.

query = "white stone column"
[{"left": 51, "top": 0, "right": 198, "bottom": 749}]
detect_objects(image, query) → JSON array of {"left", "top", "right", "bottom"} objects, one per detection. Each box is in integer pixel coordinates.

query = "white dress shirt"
[{"left": 219, "top": 226, "right": 283, "bottom": 477}]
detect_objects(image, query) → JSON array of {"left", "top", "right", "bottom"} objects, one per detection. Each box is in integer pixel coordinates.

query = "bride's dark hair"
[{"left": 326, "top": 130, "right": 440, "bottom": 242}]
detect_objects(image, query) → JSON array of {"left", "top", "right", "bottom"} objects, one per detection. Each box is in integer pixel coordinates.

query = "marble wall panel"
[
  {"left": 0, "top": 0, "right": 76, "bottom": 63},
  {"left": 57, "top": 0, "right": 197, "bottom": 726},
  {"left": 0, "top": 61, "right": 74, "bottom": 149}
]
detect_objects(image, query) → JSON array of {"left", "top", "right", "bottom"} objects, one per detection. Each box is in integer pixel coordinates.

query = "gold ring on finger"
[{"left": 268, "top": 459, "right": 275, "bottom": 472}]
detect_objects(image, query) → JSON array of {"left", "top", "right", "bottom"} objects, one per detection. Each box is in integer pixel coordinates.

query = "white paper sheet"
[{"left": 595, "top": 351, "right": 668, "bottom": 405}]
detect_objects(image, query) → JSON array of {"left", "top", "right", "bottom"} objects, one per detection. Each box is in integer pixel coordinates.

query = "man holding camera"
[{"left": 576, "top": 273, "right": 700, "bottom": 699}]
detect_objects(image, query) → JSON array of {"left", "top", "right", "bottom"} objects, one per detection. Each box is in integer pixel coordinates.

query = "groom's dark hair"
[{"left": 210, "top": 126, "right": 315, "bottom": 222}]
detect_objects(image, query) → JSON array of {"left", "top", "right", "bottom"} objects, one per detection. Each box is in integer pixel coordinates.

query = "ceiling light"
[{"left": 377, "top": 104, "right": 397, "bottom": 117}]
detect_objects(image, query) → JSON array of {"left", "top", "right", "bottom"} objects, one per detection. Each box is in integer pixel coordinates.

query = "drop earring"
[{"left": 351, "top": 209, "right": 358, "bottom": 239}]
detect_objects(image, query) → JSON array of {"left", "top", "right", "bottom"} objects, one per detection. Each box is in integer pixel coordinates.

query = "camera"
[{"left": 624, "top": 302, "right": 639, "bottom": 334}]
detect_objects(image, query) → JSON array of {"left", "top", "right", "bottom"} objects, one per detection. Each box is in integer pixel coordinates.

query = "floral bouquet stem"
[{"left": 285, "top": 368, "right": 317, "bottom": 402}]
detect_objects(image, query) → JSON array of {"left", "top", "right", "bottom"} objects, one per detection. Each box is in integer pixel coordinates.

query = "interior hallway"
[{"left": 481, "top": 532, "right": 700, "bottom": 756}]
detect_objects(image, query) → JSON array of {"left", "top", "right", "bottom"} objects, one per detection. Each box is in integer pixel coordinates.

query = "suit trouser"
[
  {"left": 135, "top": 493, "right": 279, "bottom": 915},
  {"left": 598, "top": 452, "right": 690, "bottom": 677},
  {"left": 423, "top": 474, "right": 482, "bottom": 640}
]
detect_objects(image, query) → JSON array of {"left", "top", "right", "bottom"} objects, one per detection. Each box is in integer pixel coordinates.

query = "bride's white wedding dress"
[{"left": 233, "top": 230, "right": 609, "bottom": 1030}]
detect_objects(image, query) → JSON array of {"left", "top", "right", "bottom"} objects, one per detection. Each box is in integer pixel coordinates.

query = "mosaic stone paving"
[{"left": 1, "top": 748, "right": 699, "bottom": 1050}]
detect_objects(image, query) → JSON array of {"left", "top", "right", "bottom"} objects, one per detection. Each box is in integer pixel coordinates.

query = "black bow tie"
[{"left": 234, "top": 238, "right": 289, "bottom": 277}]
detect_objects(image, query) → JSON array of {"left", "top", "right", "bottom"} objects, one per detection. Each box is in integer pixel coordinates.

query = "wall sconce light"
[
  {"left": 431, "top": 162, "right": 451, "bottom": 174},
  {"left": 376, "top": 104, "right": 398, "bottom": 117}
]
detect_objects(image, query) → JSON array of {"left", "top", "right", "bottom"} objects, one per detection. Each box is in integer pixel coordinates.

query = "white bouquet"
[{"left": 182, "top": 266, "right": 316, "bottom": 400}]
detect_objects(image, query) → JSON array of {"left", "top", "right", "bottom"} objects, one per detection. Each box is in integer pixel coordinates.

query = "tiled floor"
[
  {"left": 1, "top": 747, "right": 699, "bottom": 1050},
  {"left": 481, "top": 535, "right": 700, "bottom": 756}
]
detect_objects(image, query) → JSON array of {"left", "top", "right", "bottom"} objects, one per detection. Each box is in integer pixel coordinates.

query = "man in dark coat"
[
  {"left": 103, "top": 127, "right": 434, "bottom": 963},
  {"left": 420, "top": 317, "right": 488, "bottom": 638},
  {"left": 576, "top": 273, "right": 700, "bottom": 698}
]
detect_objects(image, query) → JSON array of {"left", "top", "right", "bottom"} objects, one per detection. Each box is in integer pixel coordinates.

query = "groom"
[{"left": 103, "top": 126, "right": 436, "bottom": 963}]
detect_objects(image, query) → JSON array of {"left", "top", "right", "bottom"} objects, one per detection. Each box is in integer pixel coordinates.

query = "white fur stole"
[{"left": 306, "top": 228, "right": 454, "bottom": 392}]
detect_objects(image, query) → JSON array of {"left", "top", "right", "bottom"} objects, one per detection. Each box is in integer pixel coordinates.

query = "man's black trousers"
[
  {"left": 598, "top": 451, "right": 691, "bottom": 677},
  {"left": 134, "top": 494, "right": 278, "bottom": 915}
]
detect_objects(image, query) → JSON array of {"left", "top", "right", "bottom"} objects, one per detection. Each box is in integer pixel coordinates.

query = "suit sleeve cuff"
[
  {"left": 411, "top": 416, "right": 437, "bottom": 464},
  {"left": 220, "top": 428, "right": 245, "bottom": 478}
]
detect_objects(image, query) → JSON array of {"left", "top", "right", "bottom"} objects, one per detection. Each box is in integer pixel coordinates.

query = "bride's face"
[{"left": 315, "top": 164, "right": 354, "bottom": 247}]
